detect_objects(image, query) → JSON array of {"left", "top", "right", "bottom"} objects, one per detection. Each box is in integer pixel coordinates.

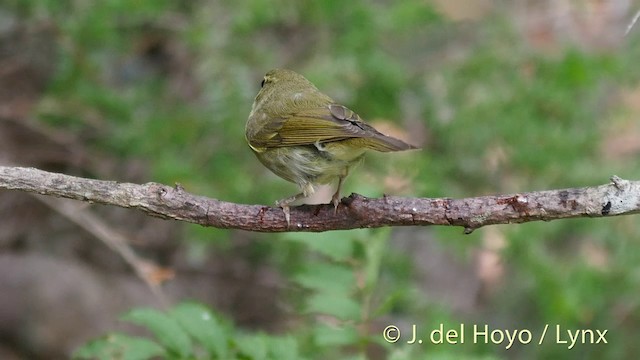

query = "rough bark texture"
[{"left": 1, "top": 166, "right": 639, "bottom": 232}]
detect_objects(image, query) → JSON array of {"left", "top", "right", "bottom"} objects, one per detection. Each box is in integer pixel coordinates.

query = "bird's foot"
[
  {"left": 275, "top": 200, "right": 292, "bottom": 227},
  {"left": 331, "top": 192, "right": 340, "bottom": 215}
]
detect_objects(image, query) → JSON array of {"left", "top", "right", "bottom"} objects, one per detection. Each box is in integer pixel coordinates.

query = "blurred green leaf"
[
  {"left": 283, "top": 230, "right": 356, "bottom": 261},
  {"left": 235, "top": 334, "right": 268, "bottom": 360},
  {"left": 122, "top": 308, "right": 192, "bottom": 358},
  {"left": 74, "top": 333, "right": 165, "bottom": 360},
  {"left": 312, "top": 323, "right": 359, "bottom": 347},
  {"left": 293, "top": 262, "right": 355, "bottom": 294},
  {"left": 170, "top": 302, "right": 229, "bottom": 359},
  {"left": 268, "top": 336, "right": 301, "bottom": 360},
  {"left": 305, "top": 293, "right": 362, "bottom": 321}
]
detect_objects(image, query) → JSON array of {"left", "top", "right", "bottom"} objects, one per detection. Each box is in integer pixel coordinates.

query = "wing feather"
[{"left": 255, "top": 104, "right": 415, "bottom": 152}]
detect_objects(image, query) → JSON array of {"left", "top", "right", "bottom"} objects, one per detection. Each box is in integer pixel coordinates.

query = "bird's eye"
[{"left": 261, "top": 78, "right": 266, "bottom": 87}]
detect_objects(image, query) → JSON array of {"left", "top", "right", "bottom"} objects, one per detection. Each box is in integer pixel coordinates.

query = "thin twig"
[
  {"left": 33, "top": 195, "right": 172, "bottom": 306},
  {"left": 625, "top": 9, "right": 640, "bottom": 36}
]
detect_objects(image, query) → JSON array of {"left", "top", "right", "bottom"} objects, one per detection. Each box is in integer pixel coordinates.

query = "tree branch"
[{"left": 1, "top": 166, "right": 639, "bottom": 233}]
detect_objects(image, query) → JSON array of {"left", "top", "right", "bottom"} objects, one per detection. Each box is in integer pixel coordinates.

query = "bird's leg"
[
  {"left": 276, "top": 194, "right": 303, "bottom": 228},
  {"left": 331, "top": 177, "right": 344, "bottom": 214},
  {"left": 276, "top": 182, "right": 315, "bottom": 227},
  {"left": 331, "top": 168, "right": 349, "bottom": 214}
]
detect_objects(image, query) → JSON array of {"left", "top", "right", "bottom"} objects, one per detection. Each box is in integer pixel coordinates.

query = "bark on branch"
[{"left": 1, "top": 166, "right": 639, "bottom": 233}]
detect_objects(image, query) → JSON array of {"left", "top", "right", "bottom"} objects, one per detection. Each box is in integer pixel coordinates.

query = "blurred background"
[{"left": 1, "top": 0, "right": 640, "bottom": 359}]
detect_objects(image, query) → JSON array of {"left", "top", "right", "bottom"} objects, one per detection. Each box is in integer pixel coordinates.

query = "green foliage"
[
  {"left": 170, "top": 304, "right": 230, "bottom": 359},
  {"left": 123, "top": 308, "right": 193, "bottom": 358},
  {"left": 74, "top": 303, "right": 302, "bottom": 360},
  {"left": 75, "top": 334, "right": 165, "bottom": 360}
]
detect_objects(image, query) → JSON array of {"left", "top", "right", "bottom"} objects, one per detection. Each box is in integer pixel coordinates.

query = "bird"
[{"left": 246, "top": 68, "right": 418, "bottom": 225}]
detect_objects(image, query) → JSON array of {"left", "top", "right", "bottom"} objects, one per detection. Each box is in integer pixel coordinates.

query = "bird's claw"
[
  {"left": 331, "top": 194, "right": 340, "bottom": 215},
  {"left": 276, "top": 200, "right": 291, "bottom": 228},
  {"left": 282, "top": 205, "right": 291, "bottom": 227}
]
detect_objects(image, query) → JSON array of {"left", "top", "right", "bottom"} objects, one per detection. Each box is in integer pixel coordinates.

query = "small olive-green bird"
[{"left": 246, "top": 68, "right": 417, "bottom": 225}]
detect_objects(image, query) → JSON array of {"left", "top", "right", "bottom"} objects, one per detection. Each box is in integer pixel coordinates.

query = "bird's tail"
[{"left": 362, "top": 133, "right": 418, "bottom": 152}]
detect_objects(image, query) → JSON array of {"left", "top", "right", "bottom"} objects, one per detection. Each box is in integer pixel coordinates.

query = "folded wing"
[{"left": 254, "top": 104, "right": 416, "bottom": 152}]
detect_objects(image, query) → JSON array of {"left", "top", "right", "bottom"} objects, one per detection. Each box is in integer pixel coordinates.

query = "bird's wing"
[
  {"left": 258, "top": 104, "right": 382, "bottom": 147},
  {"left": 251, "top": 104, "right": 416, "bottom": 152}
]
